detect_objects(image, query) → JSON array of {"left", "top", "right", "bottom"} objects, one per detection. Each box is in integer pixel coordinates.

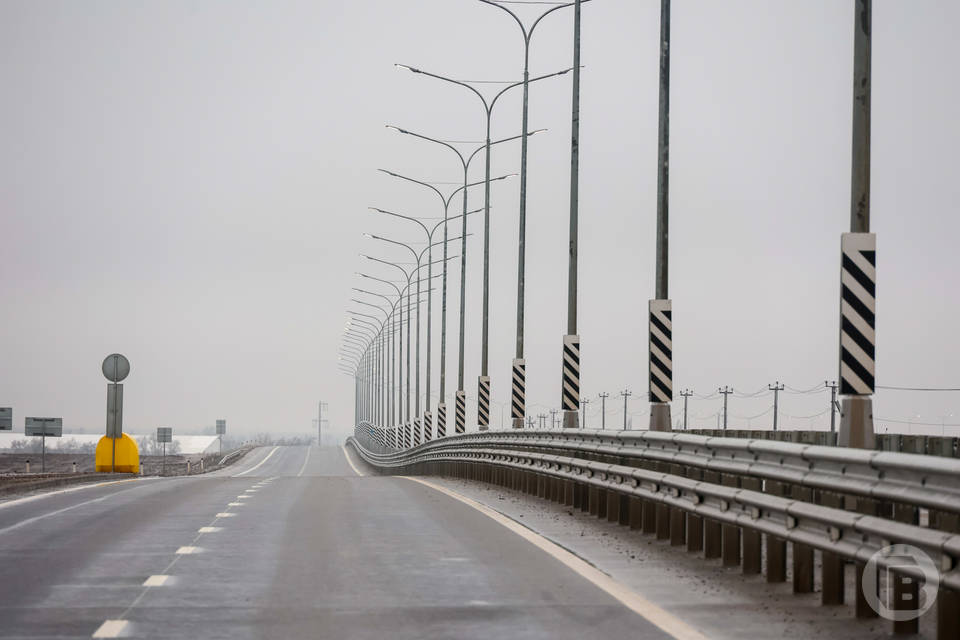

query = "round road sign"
[{"left": 102, "top": 353, "right": 130, "bottom": 382}]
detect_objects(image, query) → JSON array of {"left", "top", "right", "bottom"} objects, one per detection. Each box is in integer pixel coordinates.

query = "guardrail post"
[
  {"left": 765, "top": 480, "right": 787, "bottom": 582},
  {"left": 655, "top": 463, "right": 670, "bottom": 540},
  {"left": 938, "top": 587, "right": 960, "bottom": 640},
  {"left": 740, "top": 477, "right": 761, "bottom": 574},
  {"left": 892, "top": 503, "right": 920, "bottom": 634},
  {"left": 629, "top": 496, "right": 643, "bottom": 530},
  {"left": 642, "top": 496, "right": 657, "bottom": 535},
  {"left": 720, "top": 474, "right": 740, "bottom": 566},
  {"left": 589, "top": 485, "right": 600, "bottom": 516},
  {"left": 607, "top": 490, "right": 621, "bottom": 523},
  {"left": 792, "top": 487, "right": 814, "bottom": 593},
  {"left": 820, "top": 492, "right": 845, "bottom": 605},
  {"left": 597, "top": 488, "right": 608, "bottom": 520},
  {"left": 703, "top": 471, "right": 721, "bottom": 559},
  {"left": 686, "top": 468, "right": 703, "bottom": 552},
  {"left": 854, "top": 498, "right": 880, "bottom": 618}
]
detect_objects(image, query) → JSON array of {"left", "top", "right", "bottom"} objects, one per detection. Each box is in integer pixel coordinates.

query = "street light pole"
[
  {"left": 397, "top": 63, "right": 571, "bottom": 431},
  {"left": 649, "top": 0, "right": 673, "bottom": 432},
  {"left": 562, "top": 0, "right": 583, "bottom": 429},
  {"left": 377, "top": 172, "right": 510, "bottom": 438},
  {"left": 838, "top": 0, "right": 876, "bottom": 449},
  {"left": 478, "top": 0, "right": 584, "bottom": 431},
  {"left": 387, "top": 127, "right": 545, "bottom": 435}
]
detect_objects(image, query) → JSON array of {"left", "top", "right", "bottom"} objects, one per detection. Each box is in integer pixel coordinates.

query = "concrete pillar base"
[
  {"left": 512, "top": 417, "right": 524, "bottom": 430},
  {"left": 562, "top": 410, "right": 579, "bottom": 429},
  {"left": 649, "top": 403, "right": 672, "bottom": 431},
  {"left": 839, "top": 396, "right": 875, "bottom": 448}
]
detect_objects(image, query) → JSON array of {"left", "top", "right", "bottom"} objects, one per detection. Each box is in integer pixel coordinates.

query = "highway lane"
[{"left": 0, "top": 445, "right": 676, "bottom": 639}]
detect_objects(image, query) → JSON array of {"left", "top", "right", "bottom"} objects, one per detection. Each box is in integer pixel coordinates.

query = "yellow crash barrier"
[{"left": 95, "top": 433, "right": 140, "bottom": 473}]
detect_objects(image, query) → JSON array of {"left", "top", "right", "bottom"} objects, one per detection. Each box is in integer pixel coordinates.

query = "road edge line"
[
  {"left": 232, "top": 446, "right": 280, "bottom": 477},
  {"left": 0, "top": 478, "right": 142, "bottom": 511},
  {"left": 341, "top": 445, "right": 366, "bottom": 477},
  {"left": 403, "top": 476, "right": 711, "bottom": 640}
]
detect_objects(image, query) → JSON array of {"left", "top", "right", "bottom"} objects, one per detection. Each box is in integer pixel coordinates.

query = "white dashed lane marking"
[
  {"left": 198, "top": 527, "right": 221, "bottom": 533},
  {"left": 175, "top": 546, "right": 200, "bottom": 555},
  {"left": 92, "top": 619, "right": 128, "bottom": 638},
  {"left": 142, "top": 575, "right": 170, "bottom": 587},
  {"left": 215, "top": 512, "right": 235, "bottom": 518}
]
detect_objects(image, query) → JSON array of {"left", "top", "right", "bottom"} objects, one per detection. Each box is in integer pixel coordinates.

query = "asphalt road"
[{"left": 0, "top": 445, "right": 673, "bottom": 639}]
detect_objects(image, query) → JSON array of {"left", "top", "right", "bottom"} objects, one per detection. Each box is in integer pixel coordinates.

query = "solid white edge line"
[
  {"left": 341, "top": 444, "right": 366, "bottom": 477},
  {"left": 403, "top": 476, "right": 711, "bottom": 640},
  {"left": 296, "top": 445, "right": 312, "bottom": 477},
  {"left": 92, "top": 619, "right": 129, "bottom": 638},
  {"left": 232, "top": 446, "right": 280, "bottom": 477},
  {"left": 0, "top": 478, "right": 142, "bottom": 511}
]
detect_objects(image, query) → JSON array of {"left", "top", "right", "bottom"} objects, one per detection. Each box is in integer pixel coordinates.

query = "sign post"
[
  {"left": 102, "top": 354, "right": 130, "bottom": 472},
  {"left": 216, "top": 419, "right": 226, "bottom": 456},
  {"left": 157, "top": 427, "right": 172, "bottom": 475},
  {"left": 25, "top": 417, "right": 63, "bottom": 472},
  {"left": 0, "top": 407, "right": 12, "bottom": 431}
]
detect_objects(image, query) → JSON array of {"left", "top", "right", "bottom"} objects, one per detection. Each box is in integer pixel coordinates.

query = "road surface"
[{"left": 0, "top": 445, "right": 675, "bottom": 639}]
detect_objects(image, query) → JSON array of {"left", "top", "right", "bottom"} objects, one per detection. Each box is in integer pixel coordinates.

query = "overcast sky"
[{"left": 2, "top": 1, "right": 958, "bottom": 440}]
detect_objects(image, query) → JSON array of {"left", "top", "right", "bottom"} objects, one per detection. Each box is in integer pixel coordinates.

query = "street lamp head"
[
  {"left": 385, "top": 124, "right": 407, "bottom": 134},
  {"left": 529, "top": 128, "right": 548, "bottom": 137},
  {"left": 394, "top": 63, "right": 419, "bottom": 74}
]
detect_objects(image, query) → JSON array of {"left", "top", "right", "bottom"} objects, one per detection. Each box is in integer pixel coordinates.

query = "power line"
[{"left": 877, "top": 385, "right": 960, "bottom": 392}]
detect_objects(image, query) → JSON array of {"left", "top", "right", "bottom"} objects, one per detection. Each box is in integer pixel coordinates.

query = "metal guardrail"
[
  {"left": 349, "top": 427, "right": 960, "bottom": 638},
  {"left": 359, "top": 428, "right": 960, "bottom": 519}
]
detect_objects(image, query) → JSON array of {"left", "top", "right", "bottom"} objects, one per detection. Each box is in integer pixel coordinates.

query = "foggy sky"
[{"left": 2, "top": 1, "right": 959, "bottom": 440}]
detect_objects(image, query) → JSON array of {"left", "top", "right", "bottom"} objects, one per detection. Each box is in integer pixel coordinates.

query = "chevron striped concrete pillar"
[
  {"left": 561, "top": 335, "right": 580, "bottom": 428},
  {"left": 413, "top": 417, "right": 421, "bottom": 446},
  {"left": 437, "top": 403, "right": 447, "bottom": 438},
  {"left": 477, "top": 376, "right": 490, "bottom": 431},
  {"left": 838, "top": 233, "right": 875, "bottom": 448},
  {"left": 511, "top": 359, "right": 525, "bottom": 429},
  {"left": 648, "top": 299, "right": 673, "bottom": 431},
  {"left": 455, "top": 391, "right": 466, "bottom": 434},
  {"left": 423, "top": 411, "right": 432, "bottom": 442}
]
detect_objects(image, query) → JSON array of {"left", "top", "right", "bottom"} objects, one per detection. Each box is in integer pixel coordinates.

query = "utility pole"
[
  {"left": 648, "top": 0, "right": 673, "bottom": 432},
  {"left": 318, "top": 401, "right": 328, "bottom": 447},
  {"left": 680, "top": 389, "right": 692, "bottom": 429},
  {"left": 598, "top": 392, "right": 609, "bottom": 430},
  {"left": 839, "top": 0, "right": 876, "bottom": 449},
  {"left": 768, "top": 382, "right": 784, "bottom": 431},
  {"left": 581, "top": 398, "right": 590, "bottom": 429},
  {"left": 719, "top": 386, "right": 732, "bottom": 430},
  {"left": 620, "top": 390, "right": 632, "bottom": 430},
  {"left": 826, "top": 381, "right": 839, "bottom": 433},
  {"left": 550, "top": 408, "right": 558, "bottom": 429}
]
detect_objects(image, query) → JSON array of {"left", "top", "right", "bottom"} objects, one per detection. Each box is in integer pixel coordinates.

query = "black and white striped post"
[
  {"left": 413, "top": 416, "right": 421, "bottom": 446},
  {"left": 511, "top": 358, "right": 526, "bottom": 429},
  {"left": 839, "top": 0, "right": 875, "bottom": 449},
  {"left": 838, "top": 233, "right": 875, "bottom": 446},
  {"left": 403, "top": 422, "right": 411, "bottom": 449},
  {"left": 423, "top": 411, "right": 432, "bottom": 442},
  {"left": 455, "top": 390, "right": 466, "bottom": 434},
  {"left": 648, "top": 300, "right": 673, "bottom": 430},
  {"left": 477, "top": 376, "right": 490, "bottom": 431},
  {"left": 561, "top": 335, "right": 580, "bottom": 428},
  {"left": 437, "top": 403, "right": 447, "bottom": 438}
]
